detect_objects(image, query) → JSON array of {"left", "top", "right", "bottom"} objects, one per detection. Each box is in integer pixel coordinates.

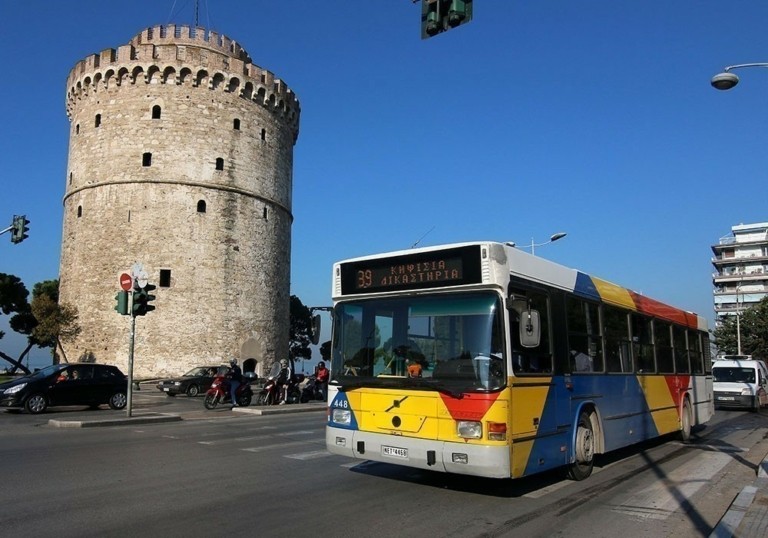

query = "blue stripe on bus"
[{"left": 573, "top": 272, "right": 600, "bottom": 301}]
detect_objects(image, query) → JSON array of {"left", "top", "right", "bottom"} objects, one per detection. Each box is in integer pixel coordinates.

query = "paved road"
[{"left": 2, "top": 389, "right": 767, "bottom": 537}]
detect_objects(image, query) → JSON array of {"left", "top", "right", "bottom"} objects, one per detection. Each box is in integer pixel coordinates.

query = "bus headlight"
[
  {"left": 332, "top": 408, "right": 352, "bottom": 426},
  {"left": 457, "top": 420, "right": 482, "bottom": 439}
]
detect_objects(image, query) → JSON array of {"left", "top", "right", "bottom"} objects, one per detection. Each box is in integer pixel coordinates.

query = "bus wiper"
[{"left": 408, "top": 378, "right": 465, "bottom": 399}]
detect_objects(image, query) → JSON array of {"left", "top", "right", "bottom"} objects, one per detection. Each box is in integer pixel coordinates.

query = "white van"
[{"left": 712, "top": 355, "right": 768, "bottom": 411}]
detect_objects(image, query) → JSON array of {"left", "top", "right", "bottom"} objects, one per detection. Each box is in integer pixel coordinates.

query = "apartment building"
[{"left": 712, "top": 221, "right": 768, "bottom": 326}]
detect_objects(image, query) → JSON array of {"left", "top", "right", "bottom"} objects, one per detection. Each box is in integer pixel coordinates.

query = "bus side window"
[
  {"left": 566, "top": 297, "right": 603, "bottom": 373},
  {"left": 603, "top": 306, "right": 631, "bottom": 373}
]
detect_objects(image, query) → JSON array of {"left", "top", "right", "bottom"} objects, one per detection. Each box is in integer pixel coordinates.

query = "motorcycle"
[
  {"left": 300, "top": 376, "right": 326, "bottom": 403},
  {"left": 257, "top": 362, "right": 302, "bottom": 405},
  {"left": 203, "top": 372, "right": 253, "bottom": 409}
]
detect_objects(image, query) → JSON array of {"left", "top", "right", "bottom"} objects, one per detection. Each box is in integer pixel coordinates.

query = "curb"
[
  {"left": 233, "top": 404, "right": 326, "bottom": 416},
  {"left": 48, "top": 413, "right": 182, "bottom": 428},
  {"left": 709, "top": 451, "right": 768, "bottom": 538}
]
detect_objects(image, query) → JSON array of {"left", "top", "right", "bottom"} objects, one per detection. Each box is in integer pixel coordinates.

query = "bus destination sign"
[{"left": 340, "top": 245, "right": 483, "bottom": 295}]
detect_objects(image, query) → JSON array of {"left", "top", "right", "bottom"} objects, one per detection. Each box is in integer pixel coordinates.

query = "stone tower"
[{"left": 59, "top": 25, "right": 300, "bottom": 378}]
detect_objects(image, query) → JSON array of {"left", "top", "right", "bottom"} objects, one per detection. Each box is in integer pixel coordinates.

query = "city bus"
[{"left": 325, "top": 242, "right": 713, "bottom": 480}]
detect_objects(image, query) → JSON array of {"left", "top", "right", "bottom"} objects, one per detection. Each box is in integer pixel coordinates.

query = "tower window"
[
  {"left": 75, "top": 124, "right": 80, "bottom": 134},
  {"left": 261, "top": 128, "right": 266, "bottom": 141},
  {"left": 69, "top": 172, "right": 73, "bottom": 185},
  {"left": 152, "top": 105, "right": 161, "bottom": 119},
  {"left": 77, "top": 206, "right": 82, "bottom": 218},
  {"left": 95, "top": 114, "right": 101, "bottom": 127},
  {"left": 197, "top": 200, "right": 207, "bottom": 213},
  {"left": 159, "top": 269, "right": 171, "bottom": 288},
  {"left": 142, "top": 152, "right": 152, "bottom": 166},
  {"left": 233, "top": 118, "right": 240, "bottom": 130},
  {"left": 215, "top": 158, "right": 224, "bottom": 171},
  {"left": 263, "top": 207, "right": 268, "bottom": 220}
]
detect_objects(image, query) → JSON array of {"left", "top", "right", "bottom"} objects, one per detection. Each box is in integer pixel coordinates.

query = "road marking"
[
  {"left": 285, "top": 450, "right": 334, "bottom": 460},
  {"left": 241, "top": 440, "right": 318, "bottom": 453}
]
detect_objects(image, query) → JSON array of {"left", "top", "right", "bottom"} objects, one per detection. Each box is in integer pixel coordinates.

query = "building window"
[
  {"left": 152, "top": 105, "right": 161, "bottom": 119},
  {"left": 77, "top": 206, "right": 82, "bottom": 218},
  {"left": 95, "top": 114, "right": 101, "bottom": 127},
  {"left": 142, "top": 152, "right": 152, "bottom": 167},
  {"left": 233, "top": 118, "right": 240, "bottom": 130},
  {"left": 215, "top": 158, "right": 224, "bottom": 171},
  {"left": 197, "top": 200, "right": 206, "bottom": 213},
  {"left": 159, "top": 269, "right": 171, "bottom": 288}
]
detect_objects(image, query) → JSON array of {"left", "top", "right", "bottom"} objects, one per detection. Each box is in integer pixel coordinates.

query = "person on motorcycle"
[
  {"left": 277, "top": 359, "right": 292, "bottom": 405},
  {"left": 315, "top": 361, "right": 329, "bottom": 400},
  {"left": 228, "top": 358, "right": 243, "bottom": 407}
]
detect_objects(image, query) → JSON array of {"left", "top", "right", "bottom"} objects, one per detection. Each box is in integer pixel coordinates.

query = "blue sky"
[{"left": 2, "top": 1, "right": 767, "bottom": 367}]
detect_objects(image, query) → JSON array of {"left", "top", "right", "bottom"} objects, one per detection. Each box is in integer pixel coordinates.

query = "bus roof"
[{"left": 335, "top": 241, "right": 707, "bottom": 331}]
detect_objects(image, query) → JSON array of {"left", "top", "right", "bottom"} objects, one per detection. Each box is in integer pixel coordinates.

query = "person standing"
[{"left": 228, "top": 358, "right": 243, "bottom": 407}]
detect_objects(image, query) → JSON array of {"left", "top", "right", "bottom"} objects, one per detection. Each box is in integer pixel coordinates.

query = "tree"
[
  {"left": 289, "top": 295, "right": 313, "bottom": 362},
  {"left": 713, "top": 296, "right": 768, "bottom": 359},
  {"left": 0, "top": 276, "right": 81, "bottom": 374}
]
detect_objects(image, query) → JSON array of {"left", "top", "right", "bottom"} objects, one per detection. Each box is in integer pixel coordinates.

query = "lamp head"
[{"left": 711, "top": 71, "right": 739, "bottom": 90}]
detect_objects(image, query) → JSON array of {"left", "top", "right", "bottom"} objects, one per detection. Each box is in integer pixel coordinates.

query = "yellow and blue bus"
[{"left": 325, "top": 242, "right": 713, "bottom": 480}]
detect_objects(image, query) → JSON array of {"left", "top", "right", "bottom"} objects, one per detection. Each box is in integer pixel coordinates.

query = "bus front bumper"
[{"left": 326, "top": 427, "right": 510, "bottom": 479}]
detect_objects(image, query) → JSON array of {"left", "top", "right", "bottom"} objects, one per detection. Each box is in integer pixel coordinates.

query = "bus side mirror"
[
  {"left": 311, "top": 314, "right": 321, "bottom": 346},
  {"left": 520, "top": 310, "right": 541, "bottom": 348},
  {"left": 507, "top": 297, "right": 541, "bottom": 348}
]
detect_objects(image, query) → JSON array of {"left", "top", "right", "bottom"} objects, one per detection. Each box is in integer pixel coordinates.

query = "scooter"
[
  {"left": 203, "top": 372, "right": 253, "bottom": 409},
  {"left": 257, "top": 362, "right": 301, "bottom": 405}
]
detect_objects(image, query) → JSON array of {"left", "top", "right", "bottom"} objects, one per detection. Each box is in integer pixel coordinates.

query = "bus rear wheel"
[
  {"left": 679, "top": 398, "right": 693, "bottom": 442},
  {"left": 568, "top": 411, "right": 595, "bottom": 481}
]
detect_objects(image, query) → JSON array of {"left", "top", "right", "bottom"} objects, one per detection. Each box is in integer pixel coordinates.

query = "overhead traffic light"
[
  {"left": 10, "top": 215, "right": 30, "bottom": 244},
  {"left": 114, "top": 291, "right": 129, "bottom": 316},
  {"left": 421, "top": 0, "right": 473, "bottom": 39},
  {"left": 132, "top": 284, "right": 156, "bottom": 316}
]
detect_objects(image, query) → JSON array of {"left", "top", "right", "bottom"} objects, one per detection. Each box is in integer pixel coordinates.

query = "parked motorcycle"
[
  {"left": 203, "top": 372, "right": 253, "bottom": 409},
  {"left": 257, "top": 361, "right": 302, "bottom": 405}
]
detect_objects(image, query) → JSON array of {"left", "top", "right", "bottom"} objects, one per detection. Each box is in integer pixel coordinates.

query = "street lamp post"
[
  {"left": 736, "top": 283, "right": 743, "bottom": 355},
  {"left": 711, "top": 63, "right": 768, "bottom": 90},
  {"left": 507, "top": 232, "right": 567, "bottom": 255}
]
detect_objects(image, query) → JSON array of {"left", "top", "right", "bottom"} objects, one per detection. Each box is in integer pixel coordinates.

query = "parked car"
[
  {"left": 0, "top": 363, "right": 128, "bottom": 414},
  {"left": 156, "top": 366, "right": 229, "bottom": 397}
]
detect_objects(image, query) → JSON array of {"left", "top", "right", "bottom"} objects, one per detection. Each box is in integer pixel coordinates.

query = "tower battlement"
[{"left": 66, "top": 25, "right": 300, "bottom": 137}]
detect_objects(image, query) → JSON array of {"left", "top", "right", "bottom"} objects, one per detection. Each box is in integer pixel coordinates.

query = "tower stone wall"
[{"left": 59, "top": 24, "right": 300, "bottom": 378}]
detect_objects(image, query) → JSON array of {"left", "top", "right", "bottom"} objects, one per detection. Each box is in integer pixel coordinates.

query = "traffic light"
[
  {"left": 143, "top": 284, "right": 156, "bottom": 314},
  {"left": 10, "top": 215, "right": 30, "bottom": 244},
  {"left": 114, "top": 291, "right": 129, "bottom": 315},
  {"left": 421, "top": 0, "right": 473, "bottom": 39},
  {"left": 132, "top": 284, "right": 156, "bottom": 316}
]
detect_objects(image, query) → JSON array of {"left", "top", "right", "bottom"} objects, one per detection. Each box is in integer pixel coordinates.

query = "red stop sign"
[{"left": 119, "top": 273, "right": 133, "bottom": 291}]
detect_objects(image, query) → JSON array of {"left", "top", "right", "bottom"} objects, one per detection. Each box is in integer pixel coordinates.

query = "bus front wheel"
[{"left": 568, "top": 411, "right": 595, "bottom": 481}]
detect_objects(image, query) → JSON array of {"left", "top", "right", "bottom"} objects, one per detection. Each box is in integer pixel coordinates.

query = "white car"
[{"left": 712, "top": 355, "right": 768, "bottom": 411}]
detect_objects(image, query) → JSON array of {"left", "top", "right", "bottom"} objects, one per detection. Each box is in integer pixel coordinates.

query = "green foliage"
[
  {"left": 289, "top": 295, "right": 313, "bottom": 361},
  {"left": 0, "top": 276, "right": 81, "bottom": 373},
  {"left": 713, "top": 296, "right": 768, "bottom": 359}
]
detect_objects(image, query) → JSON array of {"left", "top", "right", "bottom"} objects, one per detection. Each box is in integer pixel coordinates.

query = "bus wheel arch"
[{"left": 567, "top": 405, "right": 602, "bottom": 481}]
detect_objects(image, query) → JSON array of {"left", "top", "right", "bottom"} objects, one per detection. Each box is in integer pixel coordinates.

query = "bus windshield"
[{"left": 330, "top": 291, "right": 505, "bottom": 393}]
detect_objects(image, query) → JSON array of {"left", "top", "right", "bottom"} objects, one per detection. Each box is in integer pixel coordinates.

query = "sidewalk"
[{"left": 710, "top": 452, "right": 768, "bottom": 538}]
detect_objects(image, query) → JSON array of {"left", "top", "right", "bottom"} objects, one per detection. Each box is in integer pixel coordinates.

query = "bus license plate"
[{"left": 382, "top": 445, "right": 408, "bottom": 459}]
